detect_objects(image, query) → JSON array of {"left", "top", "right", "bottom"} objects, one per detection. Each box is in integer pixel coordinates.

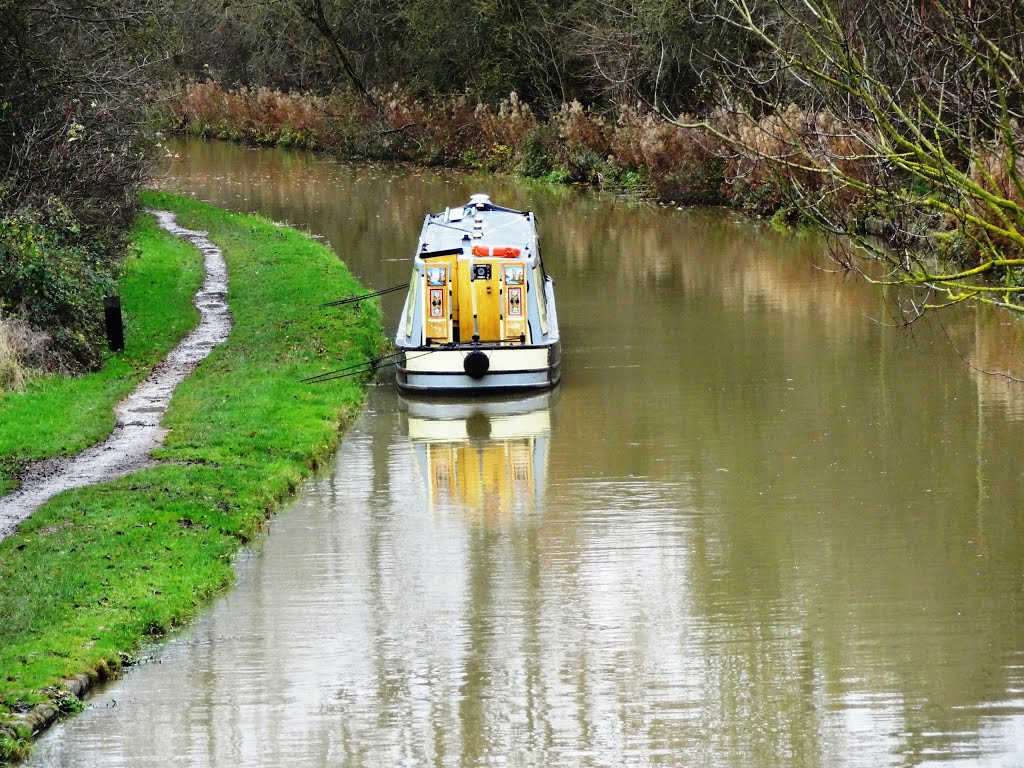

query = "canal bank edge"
[{"left": 0, "top": 191, "right": 386, "bottom": 763}]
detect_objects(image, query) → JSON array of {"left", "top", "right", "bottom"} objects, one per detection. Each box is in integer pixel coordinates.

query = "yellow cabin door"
[
  {"left": 458, "top": 259, "right": 501, "bottom": 342},
  {"left": 424, "top": 259, "right": 456, "bottom": 342},
  {"left": 474, "top": 261, "right": 501, "bottom": 342},
  {"left": 501, "top": 261, "right": 528, "bottom": 342}
]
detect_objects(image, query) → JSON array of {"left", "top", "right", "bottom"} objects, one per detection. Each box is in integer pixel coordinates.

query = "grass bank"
[
  {"left": 0, "top": 192, "right": 385, "bottom": 762},
  {"left": 0, "top": 214, "right": 205, "bottom": 496}
]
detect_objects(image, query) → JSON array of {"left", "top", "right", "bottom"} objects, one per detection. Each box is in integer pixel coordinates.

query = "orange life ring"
[{"left": 472, "top": 244, "right": 521, "bottom": 258}]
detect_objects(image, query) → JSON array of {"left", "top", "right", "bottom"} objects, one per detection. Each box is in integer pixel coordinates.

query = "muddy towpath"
[{"left": 0, "top": 210, "right": 232, "bottom": 541}]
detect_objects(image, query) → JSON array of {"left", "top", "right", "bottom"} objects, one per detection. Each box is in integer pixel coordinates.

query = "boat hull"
[{"left": 395, "top": 342, "right": 561, "bottom": 394}]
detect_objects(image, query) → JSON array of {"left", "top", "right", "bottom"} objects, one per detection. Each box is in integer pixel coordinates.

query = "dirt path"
[{"left": 0, "top": 210, "right": 232, "bottom": 542}]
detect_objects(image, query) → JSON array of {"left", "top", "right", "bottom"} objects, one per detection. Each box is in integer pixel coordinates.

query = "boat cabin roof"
[{"left": 415, "top": 194, "right": 539, "bottom": 264}]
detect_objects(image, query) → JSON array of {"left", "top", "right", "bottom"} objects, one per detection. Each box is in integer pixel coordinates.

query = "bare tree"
[
  {"left": 291, "top": 0, "right": 377, "bottom": 104},
  {"left": 1, "top": 0, "right": 177, "bottom": 368},
  {"left": 575, "top": 0, "right": 739, "bottom": 115},
  {"left": 670, "top": 0, "right": 1024, "bottom": 315},
  {"left": 0, "top": 0, "right": 175, "bottom": 225}
]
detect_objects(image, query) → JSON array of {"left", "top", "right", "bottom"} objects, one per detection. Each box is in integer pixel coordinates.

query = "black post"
[{"left": 104, "top": 295, "right": 124, "bottom": 352}]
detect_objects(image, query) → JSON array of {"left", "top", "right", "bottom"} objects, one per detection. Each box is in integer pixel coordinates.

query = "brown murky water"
[{"left": 27, "top": 140, "right": 1024, "bottom": 767}]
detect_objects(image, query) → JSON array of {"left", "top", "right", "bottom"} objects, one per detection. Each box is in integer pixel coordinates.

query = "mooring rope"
[
  {"left": 320, "top": 283, "right": 408, "bottom": 308},
  {"left": 302, "top": 347, "right": 452, "bottom": 384}
]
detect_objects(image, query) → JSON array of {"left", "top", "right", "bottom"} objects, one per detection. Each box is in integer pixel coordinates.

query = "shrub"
[
  {"left": 612, "top": 108, "right": 726, "bottom": 203},
  {"left": 715, "top": 106, "right": 885, "bottom": 218},
  {"left": 552, "top": 101, "right": 612, "bottom": 183},
  {"left": 519, "top": 124, "right": 561, "bottom": 178},
  {"left": 0, "top": 203, "right": 117, "bottom": 372}
]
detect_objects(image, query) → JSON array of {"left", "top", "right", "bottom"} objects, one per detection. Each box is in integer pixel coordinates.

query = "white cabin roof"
[{"left": 415, "top": 196, "right": 539, "bottom": 262}]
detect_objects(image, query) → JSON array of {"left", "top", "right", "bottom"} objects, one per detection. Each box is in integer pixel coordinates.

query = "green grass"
[
  {"left": 0, "top": 192, "right": 385, "bottom": 761},
  {"left": 0, "top": 216, "right": 204, "bottom": 494}
]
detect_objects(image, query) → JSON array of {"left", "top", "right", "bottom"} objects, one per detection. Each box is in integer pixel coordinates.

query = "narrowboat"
[{"left": 395, "top": 194, "right": 561, "bottom": 393}]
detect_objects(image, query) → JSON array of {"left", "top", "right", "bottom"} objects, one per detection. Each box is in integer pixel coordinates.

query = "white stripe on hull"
[
  {"left": 398, "top": 369, "right": 557, "bottom": 392},
  {"left": 401, "top": 346, "right": 551, "bottom": 373}
]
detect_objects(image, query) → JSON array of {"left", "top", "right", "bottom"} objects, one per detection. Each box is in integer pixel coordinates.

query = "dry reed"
[{"left": 0, "top": 317, "right": 44, "bottom": 391}]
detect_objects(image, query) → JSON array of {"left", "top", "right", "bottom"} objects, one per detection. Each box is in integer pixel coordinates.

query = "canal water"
[{"left": 28, "top": 140, "right": 1024, "bottom": 767}]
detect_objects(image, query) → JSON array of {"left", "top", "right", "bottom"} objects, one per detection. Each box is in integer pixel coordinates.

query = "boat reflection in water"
[{"left": 399, "top": 392, "right": 553, "bottom": 521}]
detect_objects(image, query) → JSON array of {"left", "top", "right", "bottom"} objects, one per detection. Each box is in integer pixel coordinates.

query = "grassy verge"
[
  {"left": 0, "top": 191, "right": 385, "bottom": 762},
  {"left": 0, "top": 215, "right": 205, "bottom": 495}
]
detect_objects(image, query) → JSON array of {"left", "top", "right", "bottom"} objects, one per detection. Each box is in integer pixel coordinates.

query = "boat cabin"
[{"left": 395, "top": 194, "right": 560, "bottom": 393}]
